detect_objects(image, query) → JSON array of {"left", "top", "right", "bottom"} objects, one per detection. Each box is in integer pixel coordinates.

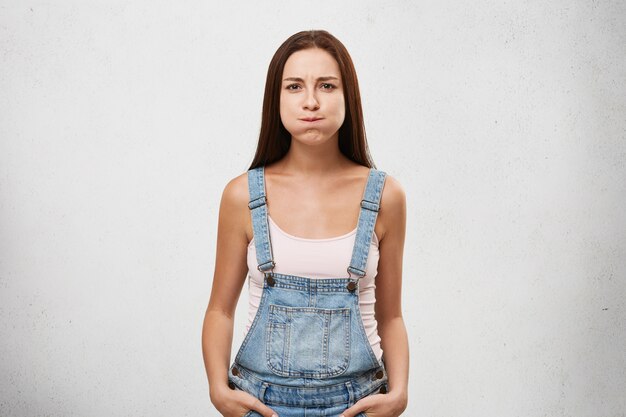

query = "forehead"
[{"left": 282, "top": 48, "right": 341, "bottom": 78}]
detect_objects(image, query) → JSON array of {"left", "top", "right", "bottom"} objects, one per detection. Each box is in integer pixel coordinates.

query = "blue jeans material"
[{"left": 229, "top": 166, "right": 388, "bottom": 416}]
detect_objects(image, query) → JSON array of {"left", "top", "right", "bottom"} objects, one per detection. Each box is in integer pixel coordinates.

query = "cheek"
[
  {"left": 279, "top": 94, "right": 296, "bottom": 117},
  {"left": 278, "top": 96, "right": 289, "bottom": 123},
  {"left": 335, "top": 95, "right": 346, "bottom": 123}
]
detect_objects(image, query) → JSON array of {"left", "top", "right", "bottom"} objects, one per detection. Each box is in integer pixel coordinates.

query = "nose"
[{"left": 302, "top": 88, "right": 320, "bottom": 111}]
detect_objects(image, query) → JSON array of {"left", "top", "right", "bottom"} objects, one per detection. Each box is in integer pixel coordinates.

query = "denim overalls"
[{"left": 228, "top": 165, "right": 388, "bottom": 417}]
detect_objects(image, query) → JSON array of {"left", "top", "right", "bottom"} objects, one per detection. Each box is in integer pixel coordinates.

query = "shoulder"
[
  {"left": 218, "top": 170, "right": 254, "bottom": 240},
  {"left": 380, "top": 172, "right": 406, "bottom": 209},
  {"left": 220, "top": 171, "right": 250, "bottom": 208}
]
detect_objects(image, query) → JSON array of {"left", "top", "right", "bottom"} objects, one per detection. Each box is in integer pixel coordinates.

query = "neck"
[{"left": 279, "top": 134, "right": 348, "bottom": 176}]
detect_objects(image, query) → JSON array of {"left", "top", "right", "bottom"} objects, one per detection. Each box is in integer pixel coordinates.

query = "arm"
[
  {"left": 375, "top": 174, "right": 409, "bottom": 411},
  {"left": 342, "top": 174, "right": 409, "bottom": 416},
  {"left": 201, "top": 174, "right": 277, "bottom": 417}
]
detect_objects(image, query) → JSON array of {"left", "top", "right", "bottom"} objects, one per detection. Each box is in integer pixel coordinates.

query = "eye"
[
  {"left": 320, "top": 83, "right": 336, "bottom": 90},
  {"left": 286, "top": 83, "right": 301, "bottom": 90}
]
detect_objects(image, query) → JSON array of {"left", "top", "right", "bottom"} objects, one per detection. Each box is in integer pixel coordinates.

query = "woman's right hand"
[{"left": 211, "top": 384, "right": 278, "bottom": 417}]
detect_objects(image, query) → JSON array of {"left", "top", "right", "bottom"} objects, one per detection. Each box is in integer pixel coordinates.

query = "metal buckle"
[
  {"left": 248, "top": 195, "right": 267, "bottom": 210},
  {"left": 347, "top": 266, "right": 366, "bottom": 277},
  {"left": 346, "top": 267, "right": 361, "bottom": 292},
  {"left": 264, "top": 271, "right": 275, "bottom": 287},
  {"left": 257, "top": 260, "right": 275, "bottom": 272},
  {"left": 360, "top": 199, "right": 380, "bottom": 212}
]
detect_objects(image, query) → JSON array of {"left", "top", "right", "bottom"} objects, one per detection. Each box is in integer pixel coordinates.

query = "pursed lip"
[{"left": 300, "top": 117, "right": 323, "bottom": 122}]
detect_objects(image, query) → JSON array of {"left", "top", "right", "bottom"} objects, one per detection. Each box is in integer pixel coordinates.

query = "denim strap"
[
  {"left": 247, "top": 166, "right": 275, "bottom": 272},
  {"left": 347, "top": 168, "right": 387, "bottom": 277}
]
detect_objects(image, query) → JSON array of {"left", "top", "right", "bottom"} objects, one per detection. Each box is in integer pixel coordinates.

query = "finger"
[
  {"left": 340, "top": 399, "right": 371, "bottom": 417},
  {"left": 248, "top": 397, "right": 278, "bottom": 417},
  {"left": 235, "top": 391, "right": 277, "bottom": 417}
]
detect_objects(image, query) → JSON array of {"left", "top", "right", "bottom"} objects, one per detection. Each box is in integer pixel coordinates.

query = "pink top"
[{"left": 245, "top": 215, "right": 383, "bottom": 362}]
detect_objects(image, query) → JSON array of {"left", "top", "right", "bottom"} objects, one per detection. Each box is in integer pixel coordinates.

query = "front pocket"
[{"left": 266, "top": 304, "right": 351, "bottom": 378}]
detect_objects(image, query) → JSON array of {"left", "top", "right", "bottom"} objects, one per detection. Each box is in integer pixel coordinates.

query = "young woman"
[{"left": 202, "top": 30, "right": 409, "bottom": 417}]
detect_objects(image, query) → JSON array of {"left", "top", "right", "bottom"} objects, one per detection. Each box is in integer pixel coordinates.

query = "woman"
[{"left": 202, "top": 30, "right": 409, "bottom": 417}]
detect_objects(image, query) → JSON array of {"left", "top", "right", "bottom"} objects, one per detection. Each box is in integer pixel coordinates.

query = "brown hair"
[{"left": 248, "top": 30, "right": 376, "bottom": 170}]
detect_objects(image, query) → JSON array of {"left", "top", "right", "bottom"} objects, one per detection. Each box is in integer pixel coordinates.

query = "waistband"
[{"left": 229, "top": 362, "right": 388, "bottom": 407}]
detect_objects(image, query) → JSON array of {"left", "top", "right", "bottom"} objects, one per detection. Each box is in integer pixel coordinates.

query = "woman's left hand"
[{"left": 340, "top": 390, "right": 407, "bottom": 417}]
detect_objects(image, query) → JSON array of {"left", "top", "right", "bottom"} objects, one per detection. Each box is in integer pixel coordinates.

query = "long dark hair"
[{"left": 248, "top": 30, "right": 376, "bottom": 170}]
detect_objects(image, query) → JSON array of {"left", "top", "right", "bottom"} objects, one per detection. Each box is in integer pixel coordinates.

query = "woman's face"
[{"left": 279, "top": 48, "right": 345, "bottom": 146}]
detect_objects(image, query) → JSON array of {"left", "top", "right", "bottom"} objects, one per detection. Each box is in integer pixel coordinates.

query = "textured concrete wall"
[{"left": 1, "top": 1, "right": 625, "bottom": 416}]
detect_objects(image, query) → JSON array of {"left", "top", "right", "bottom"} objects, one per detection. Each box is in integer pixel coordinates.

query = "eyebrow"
[{"left": 282, "top": 76, "right": 340, "bottom": 82}]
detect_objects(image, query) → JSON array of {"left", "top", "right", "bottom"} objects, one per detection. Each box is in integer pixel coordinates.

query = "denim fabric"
[
  {"left": 231, "top": 166, "right": 388, "bottom": 416},
  {"left": 244, "top": 409, "right": 373, "bottom": 417}
]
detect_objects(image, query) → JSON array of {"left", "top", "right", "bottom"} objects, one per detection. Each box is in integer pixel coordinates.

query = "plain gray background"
[{"left": 1, "top": 1, "right": 625, "bottom": 416}]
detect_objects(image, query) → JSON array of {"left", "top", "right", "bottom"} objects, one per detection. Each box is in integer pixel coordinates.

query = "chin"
[{"left": 292, "top": 130, "right": 338, "bottom": 144}]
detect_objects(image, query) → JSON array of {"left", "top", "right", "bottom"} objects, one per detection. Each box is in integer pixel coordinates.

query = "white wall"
[{"left": 1, "top": 1, "right": 625, "bottom": 416}]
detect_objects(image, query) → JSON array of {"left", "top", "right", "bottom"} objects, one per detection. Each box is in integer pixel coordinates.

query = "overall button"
[
  {"left": 346, "top": 281, "right": 357, "bottom": 292},
  {"left": 379, "top": 385, "right": 387, "bottom": 394},
  {"left": 228, "top": 381, "right": 236, "bottom": 390},
  {"left": 266, "top": 275, "right": 275, "bottom": 287},
  {"left": 375, "top": 370, "right": 384, "bottom": 380},
  {"left": 231, "top": 366, "right": 240, "bottom": 377}
]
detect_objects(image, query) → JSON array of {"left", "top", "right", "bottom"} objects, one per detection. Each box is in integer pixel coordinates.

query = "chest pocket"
[{"left": 266, "top": 304, "right": 351, "bottom": 379}]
